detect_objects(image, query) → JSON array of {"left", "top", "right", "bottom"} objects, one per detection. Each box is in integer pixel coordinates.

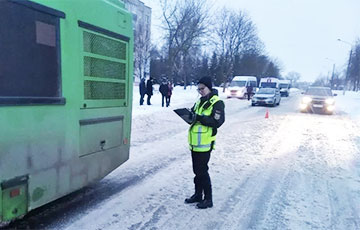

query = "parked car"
[
  {"left": 299, "top": 87, "right": 337, "bottom": 114},
  {"left": 279, "top": 79, "right": 291, "bottom": 97},
  {"left": 251, "top": 87, "right": 281, "bottom": 106},
  {"left": 226, "top": 76, "right": 257, "bottom": 99}
]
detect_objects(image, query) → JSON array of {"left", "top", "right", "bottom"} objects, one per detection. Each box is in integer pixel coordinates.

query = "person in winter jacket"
[
  {"left": 159, "top": 80, "right": 169, "bottom": 107},
  {"left": 184, "top": 76, "right": 225, "bottom": 209},
  {"left": 166, "top": 82, "right": 173, "bottom": 107},
  {"left": 139, "top": 78, "right": 146, "bottom": 105},
  {"left": 146, "top": 77, "right": 153, "bottom": 105},
  {"left": 246, "top": 84, "right": 253, "bottom": 101}
]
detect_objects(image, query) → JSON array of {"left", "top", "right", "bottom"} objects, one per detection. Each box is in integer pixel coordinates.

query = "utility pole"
[
  {"left": 337, "top": 39, "right": 353, "bottom": 94},
  {"left": 345, "top": 49, "right": 353, "bottom": 91},
  {"left": 331, "top": 63, "right": 335, "bottom": 90},
  {"left": 325, "top": 58, "right": 335, "bottom": 89}
]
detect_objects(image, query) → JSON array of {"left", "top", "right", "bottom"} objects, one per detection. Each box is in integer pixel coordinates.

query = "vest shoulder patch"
[{"left": 214, "top": 110, "right": 221, "bottom": 120}]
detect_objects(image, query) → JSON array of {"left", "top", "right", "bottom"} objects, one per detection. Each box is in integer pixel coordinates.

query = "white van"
[
  {"left": 259, "top": 77, "right": 280, "bottom": 89},
  {"left": 279, "top": 79, "right": 291, "bottom": 97},
  {"left": 226, "top": 76, "right": 257, "bottom": 99}
]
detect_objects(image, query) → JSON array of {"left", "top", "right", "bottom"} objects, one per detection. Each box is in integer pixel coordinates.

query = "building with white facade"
[{"left": 121, "top": 0, "right": 151, "bottom": 82}]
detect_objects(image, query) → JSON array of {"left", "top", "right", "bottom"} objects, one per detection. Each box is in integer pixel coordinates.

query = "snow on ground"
[
  {"left": 58, "top": 86, "right": 360, "bottom": 230},
  {"left": 334, "top": 90, "right": 360, "bottom": 121}
]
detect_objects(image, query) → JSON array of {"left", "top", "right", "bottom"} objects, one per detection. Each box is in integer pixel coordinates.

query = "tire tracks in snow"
[{"left": 211, "top": 114, "right": 315, "bottom": 229}]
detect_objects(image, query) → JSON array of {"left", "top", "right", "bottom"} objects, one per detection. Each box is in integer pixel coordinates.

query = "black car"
[{"left": 299, "top": 87, "right": 337, "bottom": 114}]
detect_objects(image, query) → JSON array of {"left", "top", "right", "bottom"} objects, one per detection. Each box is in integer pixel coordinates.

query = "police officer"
[{"left": 185, "top": 76, "right": 225, "bottom": 209}]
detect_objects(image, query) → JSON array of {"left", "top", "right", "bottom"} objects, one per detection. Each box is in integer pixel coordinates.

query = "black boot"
[
  {"left": 196, "top": 199, "right": 213, "bottom": 209},
  {"left": 184, "top": 193, "right": 202, "bottom": 203},
  {"left": 185, "top": 183, "right": 203, "bottom": 204},
  {"left": 197, "top": 184, "right": 212, "bottom": 209}
]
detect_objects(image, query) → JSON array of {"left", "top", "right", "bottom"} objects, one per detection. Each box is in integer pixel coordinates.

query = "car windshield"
[
  {"left": 230, "top": 81, "right": 246, "bottom": 87},
  {"left": 257, "top": 88, "right": 275, "bottom": 94},
  {"left": 260, "top": 82, "right": 277, "bottom": 88},
  {"left": 279, "top": 84, "right": 289, "bottom": 88},
  {"left": 305, "top": 88, "right": 332, "bottom": 96}
]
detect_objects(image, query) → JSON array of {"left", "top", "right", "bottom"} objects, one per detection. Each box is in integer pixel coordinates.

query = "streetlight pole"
[
  {"left": 325, "top": 58, "right": 335, "bottom": 89},
  {"left": 337, "top": 39, "right": 353, "bottom": 93},
  {"left": 331, "top": 63, "right": 335, "bottom": 90},
  {"left": 345, "top": 49, "right": 353, "bottom": 91}
]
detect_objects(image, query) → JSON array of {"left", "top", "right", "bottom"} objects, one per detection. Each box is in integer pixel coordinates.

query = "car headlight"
[
  {"left": 302, "top": 96, "right": 312, "bottom": 104},
  {"left": 325, "top": 98, "right": 335, "bottom": 104},
  {"left": 300, "top": 103, "right": 308, "bottom": 110},
  {"left": 326, "top": 105, "right": 335, "bottom": 111}
]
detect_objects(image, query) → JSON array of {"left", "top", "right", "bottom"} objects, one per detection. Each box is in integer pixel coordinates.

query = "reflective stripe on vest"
[{"left": 188, "top": 95, "right": 220, "bottom": 152}]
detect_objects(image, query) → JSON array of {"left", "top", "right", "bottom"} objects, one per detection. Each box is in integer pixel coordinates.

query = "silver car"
[{"left": 251, "top": 88, "right": 281, "bottom": 107}]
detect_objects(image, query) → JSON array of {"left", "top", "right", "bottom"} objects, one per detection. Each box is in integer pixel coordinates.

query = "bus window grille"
[
  {"left": 83, "top": 31, "right": 126, "bottom": 60},
  {"left": 84, "top": 56, "right": 126, "bottom": 80},
  {"left": 84, "top": 81, "right": 125, "bottom": 100}
]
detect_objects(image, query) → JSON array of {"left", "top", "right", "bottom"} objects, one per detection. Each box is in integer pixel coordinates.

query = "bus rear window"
[{"left": 0, "top": 0, "right": 65, "bottom": 105}]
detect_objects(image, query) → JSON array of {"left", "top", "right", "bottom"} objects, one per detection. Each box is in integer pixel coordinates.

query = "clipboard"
[{"left": 173, "top": 108, "right": 193, "bottom": 124}]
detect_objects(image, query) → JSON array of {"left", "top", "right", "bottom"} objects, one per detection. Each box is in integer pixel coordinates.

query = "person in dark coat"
[
  {"left": 166, "top": 82, "right": 173, "bottom": 107},
  {"left": 246, "top": 84, "right": 253, "bottom": 101},
  {"left": 146, "top": 77, "right": 153, "bottom": 105},
  {"left": 185, "top": 76, "right": 225, "bottom": 209},
  {"left": 139, "top": 78, "right": 146, "bottom": 105},
  {"left": 159, "top": 80, "right": 169, "bottom": 107}
]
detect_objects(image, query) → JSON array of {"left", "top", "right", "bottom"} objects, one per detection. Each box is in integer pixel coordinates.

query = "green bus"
[{"left": 0, "top": 0, "right": 133, "bottom": 224}]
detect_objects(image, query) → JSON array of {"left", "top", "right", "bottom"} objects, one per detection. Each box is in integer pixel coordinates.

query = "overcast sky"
[{"left": 140, "top": 0, "right": 360, "bottom": 82}]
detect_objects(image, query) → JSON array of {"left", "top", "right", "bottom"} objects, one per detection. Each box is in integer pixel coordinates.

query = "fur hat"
[{"left": 198, "top": 77, "right": 212, "bottom": 89}]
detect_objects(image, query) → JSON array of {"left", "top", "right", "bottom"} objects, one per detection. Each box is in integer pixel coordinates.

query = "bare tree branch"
[{"left": 160, "top": 0, "right": 209, "bottom": 87}]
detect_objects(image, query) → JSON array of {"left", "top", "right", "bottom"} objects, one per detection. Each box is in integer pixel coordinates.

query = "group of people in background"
[{"left": 139, "top": 77, "right": 173, "bottom": 107}]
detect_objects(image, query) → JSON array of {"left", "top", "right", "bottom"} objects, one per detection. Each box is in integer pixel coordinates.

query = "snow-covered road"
[
  {"left": 60, "top": 88, "right": 360, "bottom": 230},
  {"left": 5, "top": 87, "right": 360, "bottom": 230}
]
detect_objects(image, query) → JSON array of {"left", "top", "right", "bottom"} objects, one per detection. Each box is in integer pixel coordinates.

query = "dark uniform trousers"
[{"left": 191, "top": 150, "right": 212, "bottom": 200}]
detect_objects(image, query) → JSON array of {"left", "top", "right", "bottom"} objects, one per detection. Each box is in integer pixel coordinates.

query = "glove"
[
  {"left": 195, "top": 114, "right": 204, "bottom": 123},
  {"left": 188, "top": 111, "right": 195, "bottom": 124}
]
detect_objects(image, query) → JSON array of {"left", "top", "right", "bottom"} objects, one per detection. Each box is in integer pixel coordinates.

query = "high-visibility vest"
[{"left": 188, "top": 95, "right": 220, "bottom": 152}]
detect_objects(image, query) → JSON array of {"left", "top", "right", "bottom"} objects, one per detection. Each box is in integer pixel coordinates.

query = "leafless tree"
[
  {"left": 348, "top": 39, "right": 360, "bottom": 91},
  {"left": 313, "top": 75, "right": 329, "bottom": 87},
  {"left": 285, "top": 71, "right": 301, "bottom": 85},
  {"left": 134, "top": 22, "right": 151, "bottom": 81},
  {"left": 213, "top": 8, "right": 262, "bottom": 91},
  {"left": 160, "top": 0, "right": 209, "bottom": 88}
]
